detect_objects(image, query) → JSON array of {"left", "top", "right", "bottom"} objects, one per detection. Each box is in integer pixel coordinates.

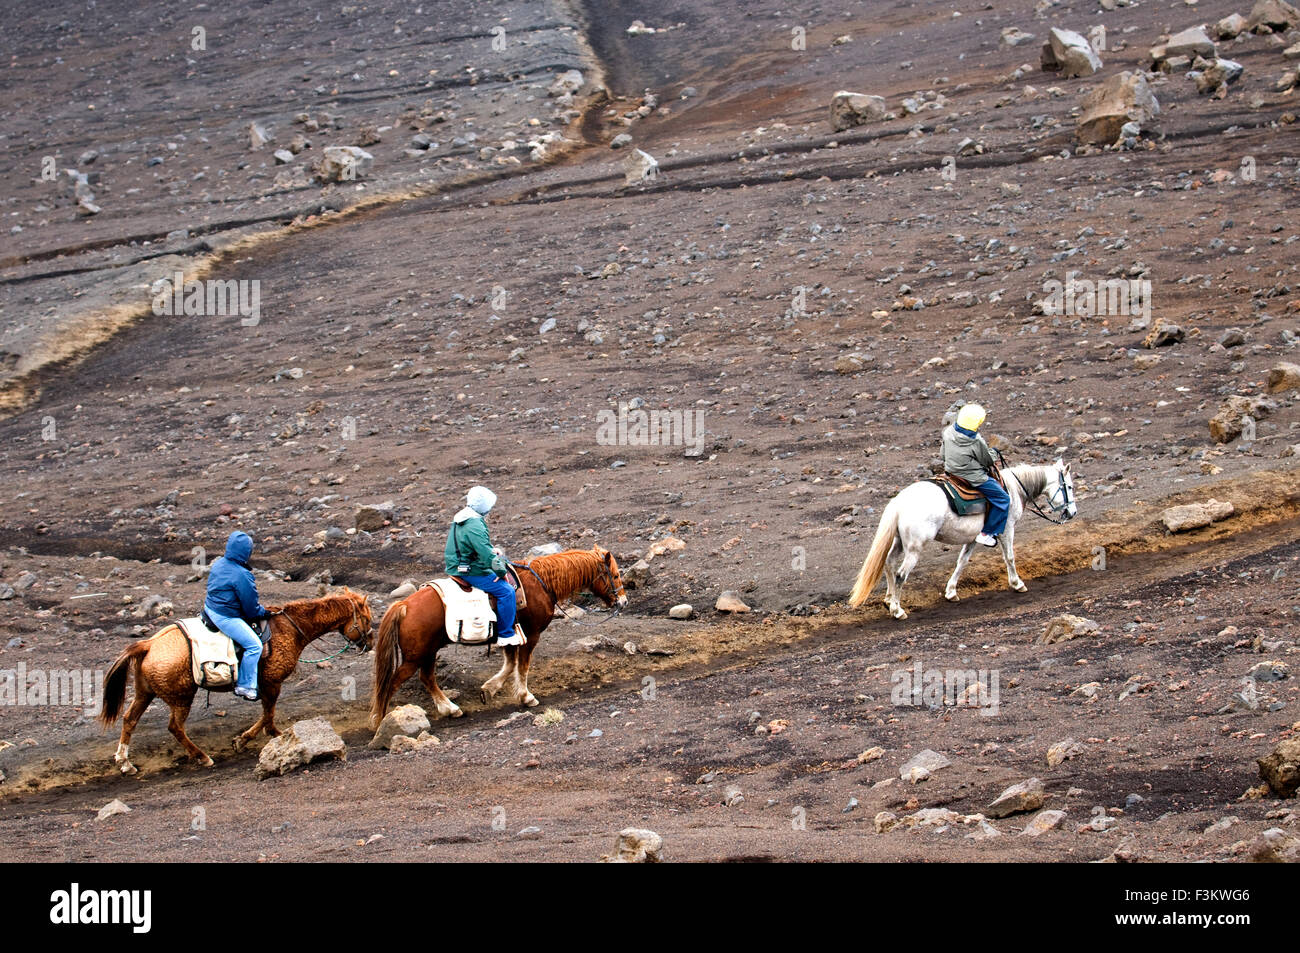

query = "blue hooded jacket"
[{"left": 204, "top": 531, "right": 270, "bottom": 622}]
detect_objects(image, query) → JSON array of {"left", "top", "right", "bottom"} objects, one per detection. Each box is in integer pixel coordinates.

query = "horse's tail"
[
  {"left": 849, "top": 498, "right": 900, "bottom": 608},
  {"left": 370, "top": 600, "right": 408, "bottom": 729},
  {"left": 98, "top": 640, "right": 150, "bottom": 727}
]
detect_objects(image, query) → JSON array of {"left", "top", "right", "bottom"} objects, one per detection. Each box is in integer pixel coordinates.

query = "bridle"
[
  {"left": 999, "top": 451, "right": 1074, "bottom": 525},
  {"left": 277, "top": 596, "right": 371, "bottom": 665}
]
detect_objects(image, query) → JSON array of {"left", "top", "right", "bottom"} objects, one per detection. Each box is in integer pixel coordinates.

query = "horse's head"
[
  {"left": 338, "top": 588, "right": 374, "bottom": 649},
  {"left": 1049, "top": 458, "right": 1078, "bottom": 520},
  {"left": 590, "top": 545, "right": 628, "bottom": 609}
]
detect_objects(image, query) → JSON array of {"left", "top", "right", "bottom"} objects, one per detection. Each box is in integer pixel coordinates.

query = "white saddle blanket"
[
  {"left": 176, "top": 617, "right": 239, "bottom": 690},
  {"left": 428, "top": 578, "right": 497, "bottom": 644}
]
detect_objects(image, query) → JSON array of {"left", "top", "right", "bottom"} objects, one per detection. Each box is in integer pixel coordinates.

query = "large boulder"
[
  {"left": 255, "top": 718, "right": 346, "bottom": 778},
  {"left": 1208, "top": 395, "right": 1275, "bottom": 442},
  {"left": 1042, "top": 27, "right": 1102, "bottom": 78},
  {"left": 1267, "top": 362, "right": 1300, "bottom": 394},
  {"left": 317, "top": 145, "right": 373, "bottom": 182},
  {"left": 355, "top": 500, "right": 396, "bottom": 532},
  {"left": 1258, "top": 737, "right": 1300, "bottom": 797},
  {"left": 623, "top": 148, "right": 659, "bottom": 185},
  {"left": 1077, "top": 71, "right": 1159, "bottom": 144},
  {"left": 368, "top": 704, "right": 432, "bottom": 750},
  {"left": 829, "top": 91, "right": 889, "bottom": 131},
  {"left": 1161, "top": 499, "right": 1234, "bottom": 532},
  {"left": 987, "top": 778, "right": 1047, "bottom": 818},
  {"left": 602, "top": 828, "right": 663, "bottom": 862},
  {"left": 1164, "top": 25, "right": 1216, "bottom": 59},
  {"left": 1245, "top": 0, "right": 1300, "bottom": 32}
]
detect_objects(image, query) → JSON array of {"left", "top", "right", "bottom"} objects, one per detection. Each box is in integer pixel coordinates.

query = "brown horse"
[
  {"left": 99, "top": 588, "right": 373, "bottom": 774},
  {"left": 370, "top": 546, "right": 627, "bottom": 727}
]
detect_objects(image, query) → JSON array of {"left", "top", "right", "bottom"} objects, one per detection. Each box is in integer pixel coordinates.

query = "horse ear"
[{"left": 593, "top": 544, "right": 608, "bottom": 558}]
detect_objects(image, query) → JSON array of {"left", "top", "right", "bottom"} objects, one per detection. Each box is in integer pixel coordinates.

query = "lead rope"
[{"left": 996, "top": 450, "right": 1069, "bottom": 525}]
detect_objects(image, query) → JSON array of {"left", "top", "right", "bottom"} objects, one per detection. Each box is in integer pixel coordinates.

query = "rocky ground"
[{"left": 1, "top": 0, "right": 1299, "bottom": 861}]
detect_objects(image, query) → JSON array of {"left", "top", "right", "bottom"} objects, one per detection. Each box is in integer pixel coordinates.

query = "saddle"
[
  {"left": 426, "top": 565, "right": 527, "bottom": 645},
  {"left": 928, "top": 465, "right": 1006, "bottom": 516},
  {"left": 177, "top": 614, "right": 270, "bottom": 690}
]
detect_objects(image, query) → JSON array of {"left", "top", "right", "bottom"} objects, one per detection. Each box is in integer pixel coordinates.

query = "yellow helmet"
[{"left": 956, "top": 403, "right": 986, "bottom": 432}]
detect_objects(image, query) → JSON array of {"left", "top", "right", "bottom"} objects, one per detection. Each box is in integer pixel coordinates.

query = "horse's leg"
[
  {"left": 999, "top": 526, "right": 1028, "bottom": 592},
  {"left": 882, "top": 536, "right": 900, "bottom": 609},
  {"left": 236, "top": 684, "right": 281, "bottom": 749},
  {"left": 166, "top": 698, "right": 213, "bottom": 767},
  {"left": 945, "top": 543, "right": 974, "bottom": 601},
  {"left": 513, "top": 636, "right": 539, "bottom": 708},
  {"left": 115, "top": 681, "right": 155, "bottom": 776},
  {"left": 890, "top": 540, "right": 923, "bottom": 620},
  {"left": 420, "top": 652, "right": 463, "bottom": 718},
  {"left": 480, "top": 646, "right": 516, "bottom": 702}
]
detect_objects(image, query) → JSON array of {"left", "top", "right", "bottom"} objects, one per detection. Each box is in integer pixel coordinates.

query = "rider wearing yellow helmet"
[{"left": 943, "top": 403, "right": 1008, "bottom": 547}]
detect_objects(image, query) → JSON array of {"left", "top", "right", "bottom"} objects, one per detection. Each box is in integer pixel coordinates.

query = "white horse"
[{"left": 848, "top": 460, "right": 1077, "bottom": 619}]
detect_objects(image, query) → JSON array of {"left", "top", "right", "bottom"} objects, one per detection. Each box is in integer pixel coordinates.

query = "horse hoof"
[
  {"left": 891, "top": 607, "right": 908, "bottom": 620},
  {"left": 1012, "top": 581, "right": 1028, "bottom": 593},
  {"left": 945, "top": 591, "right": 959, "bottom": 602},
  {"left": 199, "top": 756, "right": 215, "bottom": 768},
  {"left": 522, "top": 694, "right": 539, "bottom": 708},
  {"left": 450, "top": 706, "right": 465, "bottom": 718},
  {"left": 479, "top": 689, "right": 491, "bottom": 705},
  {"left": 119, "top": 762, "right": 137, "bottom": 776}
]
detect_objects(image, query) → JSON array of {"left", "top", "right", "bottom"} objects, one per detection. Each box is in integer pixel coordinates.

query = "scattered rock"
[
  {"left": 668, "top": 603, "right": 694, "bottom": 619},
  {"left": 1164, "top": 25, "right": 1217, "bottom": 60},
  {"left": 623, "top": 148, "right": 659, "bottom": 185},
  {"left": 1267, "top": 362, "right": 1300, "bottom": 394},
  {"left": 900, "top": 749, "right": 952, "bottom": 783},
  {"left": 715, "top": 591, "right": 751, "bottom": 613},
  {"left": 1258, "top": 737, "right": 1300, "bottom": 797},
  {"left": 987, "top": 778, "right": 1047, "bottom": 818},
  {"left": 96, "top": 799, "right": 131, "bottom": 821},
  {"left": 829, "top": 91, "right": 889, "bottom": 131},
  {"left": 602, "top": 828, "right": 663, "bottom": 862},
  {"left": 317, "top": 145, "right": 373, "bottom": 182},
  {"left": 1077, "top": 71, "right": 1160, "bottom": 144},
  {"left": 390, "top": 580, "right": 418, "bottom": 599},
  {"left": 1193, "top": 57, "right": 1244, "bottom": 94},
  {"left": 389, "top": 732, "right": 440, "bottom": 754},
  {"left": 1248, "top": 827, "right": 1300, "bottom": 861},
  {"left": 1215, "top": 12, "right": 1249, "bottom": 38},
  {"left": 355, "top": 500, "right": 396, "bottom": 531},
  {"left": 255, "top": 718, "right": 346, "bottom": 778},
  {"left": 1039, "top": 614, "right": 1100, "bottom": 644},
  {"left": 1021, "top": 809, "right": 1067, "bottom": 836},
  {"left": 1161, "top": 499, "right": 1234, "bottom": 532},
  {"left": 610, "top": 133, "right": 633, "bottom": 149},
  {"left": 248, "top": 121, "right": 272, "bottom": 150},
  {"left": 1042, "top": 27, "right": 1103, "bottom": 78},
  {"left": 369, "top": 704, "right": 432, "bottom": 750},
  {"left": 1245, "top": 0, "right": 1300, "bottom": 33},
  {"left": 548, "top": 69, "right": 584, "bottom": 97},
  {"left": 1208, "top": 395, "right": 1275, "bottom": 442},
  {"left": 1047, "top": 738, "right": 1085, "bottom": 767}
]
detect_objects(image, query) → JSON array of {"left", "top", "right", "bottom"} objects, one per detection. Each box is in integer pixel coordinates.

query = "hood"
[
  {"left": 467, "top": 485, "right": 497, "bottom": 515},
  {"left": 452, "top": 506, "right": 483, "bottom": 524},
  {"left": 224, "top": 531, "right": 254, "bottom": 564}
]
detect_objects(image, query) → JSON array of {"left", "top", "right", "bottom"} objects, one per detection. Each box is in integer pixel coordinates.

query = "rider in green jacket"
[{"left": 445, "top": 486, "right": 524, "bottom": 646}]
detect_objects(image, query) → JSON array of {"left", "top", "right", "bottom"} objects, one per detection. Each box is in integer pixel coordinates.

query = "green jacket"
[
  {"left": 444, "top": 508, "right": 504, "bottom": 576},
  {"left": 942, "top": 425, "right": 996, "bottom": 484}
]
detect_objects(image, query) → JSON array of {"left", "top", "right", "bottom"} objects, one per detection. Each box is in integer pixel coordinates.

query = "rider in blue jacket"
[{"left": 204, "top": 531, "right": 272, "bottom": 700}]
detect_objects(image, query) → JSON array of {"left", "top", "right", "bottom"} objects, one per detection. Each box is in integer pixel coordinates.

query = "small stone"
[
  {"left": 668, "top": 603, "right": 694, "bottom": 619},
  {"left": 715, "top": 591, "right": 751, "bottom": 613},
  {"left": 987, "top": 778, "right": 1047, "bottom": 818},
  {"left": 602, "top": 828, "right": 662, "bottom": 863},
  {"left": 96, "top": 799, "right": 131, "bottom": 821},
  {"left": 1039, "top": 614, "right": 1100, "bottom": 644},
  {"left": 1021, "top": 809, "right": 1067, "bottom": 836},
  {"left": 1047, "top": 738, "right": 1085, "bottom": 767},
  {"left": 1161, "top": 499, "right": 1234, "bottom": 532}
]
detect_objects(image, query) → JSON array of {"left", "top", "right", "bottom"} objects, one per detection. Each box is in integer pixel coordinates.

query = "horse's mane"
[
  {"left": 523, "top": 550, "right": 602, "bottom": 600},
  {"left": 279, "top": 587, "right": 364, "bottom": 622},
  {"left": 1007, "top": 462, "right": 1051, "bottom": 500}
]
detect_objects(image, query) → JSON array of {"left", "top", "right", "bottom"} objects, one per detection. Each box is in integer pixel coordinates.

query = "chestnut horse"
[
  {"left": 99, "top": 588, "right": 372, "bottom": 774},
  {"left": 370, "top": 546, "right": 627, "bottom": 727}
]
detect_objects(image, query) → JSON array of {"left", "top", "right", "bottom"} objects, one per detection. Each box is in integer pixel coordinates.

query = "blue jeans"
[
  {"left": 978, "top": 478, "right": 1009, "bottom": 537},
  {"left": 461, "top": 574, "right": 516, "bottom": 637},
  {"left": 205, "top": 606, "right": 262, "bottom": 691}
]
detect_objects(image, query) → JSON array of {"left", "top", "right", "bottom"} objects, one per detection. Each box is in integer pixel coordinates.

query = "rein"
[{"left": 274, "top": 599, "right": 366, "bottom": 665}]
